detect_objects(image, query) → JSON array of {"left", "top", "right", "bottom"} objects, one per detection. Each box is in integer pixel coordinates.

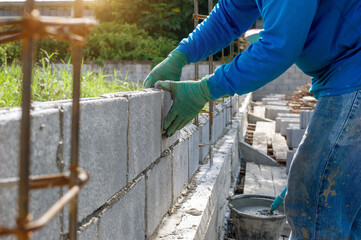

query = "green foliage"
[
  {"left": 94, "top": 0, "right": 215, "bottom": 41},
  {"left": 0, "top": 54, "right": 142, "bottom": 108},
  {"left": 83, "top": 23, "right": 177, "bottom": 65}
]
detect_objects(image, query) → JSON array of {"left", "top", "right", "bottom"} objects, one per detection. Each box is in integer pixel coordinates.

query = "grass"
[{"left": 0, "top": 53, "right": 143, "bottom": 108}]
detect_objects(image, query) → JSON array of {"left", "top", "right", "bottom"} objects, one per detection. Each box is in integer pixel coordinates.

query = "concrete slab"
[
  {"left": 146, "top": 156, "right": 172, "bottom": 236},
  {"left": 172, "top": 139, "right": 189, "bottom": 202},
  {"left": 265, "top": 106, "right": 291, "bottom": 120},
  {"left": 276, "top": 113, "right": 300, "bottom": 118},
  {"left": 239, "top": 141, "right": 280, "bottom": 166},
  {"left": 98, "top": 177, "right": 145, "bottom": 240},
  {"left": 128, "top": 91, "right": 162, "bottom": 180},
  {"left": 272, "top": 134, "right": 289, "bottom": 163}
]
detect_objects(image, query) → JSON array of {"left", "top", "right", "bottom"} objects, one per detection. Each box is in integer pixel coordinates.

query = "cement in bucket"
[{"left": 229, "top": 194, "right": 286, "bottom": 240}]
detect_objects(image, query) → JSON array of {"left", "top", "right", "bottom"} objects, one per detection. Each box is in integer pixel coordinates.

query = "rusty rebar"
[
  {"left": 69, "top": 0, "right": 84, "bottom": 239},
  {"left": 17, "top": 2, "right": 35, "bottom": 240},
  {"left": 208, "top": 0, "right": 214, "bottom": 167}
]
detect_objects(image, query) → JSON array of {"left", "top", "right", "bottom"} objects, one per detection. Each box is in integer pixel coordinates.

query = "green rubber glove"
[
  {"left": 155, "top": 76, "right": 212, "bottom": 137},
  {"left": 143, "top": 50, "right": 187, "bottom": 88}
]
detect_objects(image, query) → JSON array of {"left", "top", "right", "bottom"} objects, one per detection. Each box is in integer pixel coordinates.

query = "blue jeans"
[{"left": 285, "top": 90, "right": 361, "bottom": 239}]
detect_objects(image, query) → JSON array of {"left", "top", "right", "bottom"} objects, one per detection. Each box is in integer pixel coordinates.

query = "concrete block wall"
[
  {"left": 0, "top": 90, "right": 246, "bottom": 240},
  {"left": 253, "top": 64, "right": 311, "bottom": 100}
]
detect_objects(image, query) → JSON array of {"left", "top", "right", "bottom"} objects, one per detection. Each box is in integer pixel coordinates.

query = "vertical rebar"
[
  {"left": 69, "top": 0, "right": 83, "bottom": 239},
  {"left": 208, "top": 0, "right": 213, "bottom": 167},
  {"left": 17, "top": 1, "right": 34, "bottom": 239},
  {"left": 194, "top": 0, "right": 199, "bottom": 126}
]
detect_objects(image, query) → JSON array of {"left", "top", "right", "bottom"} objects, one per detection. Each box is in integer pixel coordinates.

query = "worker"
[{"left": 144, "top": 0, "right": 361, "bottom": 239}]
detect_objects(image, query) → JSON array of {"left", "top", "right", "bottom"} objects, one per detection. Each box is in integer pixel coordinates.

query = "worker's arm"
[
  {"left": 176, "top": 0, "right": 260, "bottom": 63},
  {"left": 205, "top": 0, "right": 318, "bottom": 99}
]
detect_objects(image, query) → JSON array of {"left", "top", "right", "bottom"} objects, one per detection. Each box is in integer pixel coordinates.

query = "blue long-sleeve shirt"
[{"left": 176, "top": 0, "right": 361, "bottom": 100}]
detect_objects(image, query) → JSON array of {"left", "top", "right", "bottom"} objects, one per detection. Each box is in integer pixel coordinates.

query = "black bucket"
[{"left": 229, "top": 194, "right": 286, "bottom": 240}]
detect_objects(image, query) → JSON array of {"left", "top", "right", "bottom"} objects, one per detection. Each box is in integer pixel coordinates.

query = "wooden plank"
[
  {"left": 244, "top": 162, "right": 276, "bottom": 196},
  {"left": 272, "top": 133, "right": 288, "bottom": 163}
]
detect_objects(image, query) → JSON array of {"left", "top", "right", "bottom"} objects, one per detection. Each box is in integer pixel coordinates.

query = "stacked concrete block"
[
  {"left": 300, "top": 110, "right": 314, "bottom": 129},
  {"left": 286, "top": 124, "right": 300, "bottom": 146},
  {"left": 280, "top": 118, "right": 300, "bottom": 136},
  {"left": 272, "top": 133, "right": 289, "bottom": 162},
  {"left": 276, "top": 116, "right": 299, "bottom": 132},
  {"left": 161, "top": 91, "right": 180, "bottom": 152},
  {"left": 146, "top": 156, "right": 172, "bottom": 236},
  {"left": 172, "top": 139, "right": 189, "bottom": 202},
  {"left": 98, "top": 177, "right": 146, "bottom": 240},
  {"left": 127, "top": 91, "right": 162, "bottom": 180},
  {"left": 265, "top": 105, "right": 291, "bottom": 120}
]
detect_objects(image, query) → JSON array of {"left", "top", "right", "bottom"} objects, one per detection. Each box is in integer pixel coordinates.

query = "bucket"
[{"left": 229, "top": 194, "right": 286, "bottom": 240}]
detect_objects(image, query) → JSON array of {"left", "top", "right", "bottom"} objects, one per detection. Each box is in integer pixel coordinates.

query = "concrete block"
[
  {"left": 280, "top": 118, "right": 300, "bottom": 136},
  {"left": 253, "top": 106, "right": 265, "bottom": 118},
  {"left": 188, "top": 127, "right": 200, "bottom": 179},
  {"left": 266, "top": 101, "right": 288, "bottom": 106},
  {"left": 173, "top": 139, "right": 189, "bottom": 201},
  {"left": 128, "top": 91, "right": 162, "bottom": 180},
  {"left": 0, "top": 108, "right": 62, "bottom": 239},
  {"left": 98, "top": 177, "right": 145, "bottom": 240},
  {"left": 146, "top": 156, "right": 172, "bottom": 236},
  {"left": 161, "top": 91, "right": 180, "bottom": 152},
  {"left": 300, "top": 110, "right": 314, "bottom": 129},
  {"left": 276, "top": 113, "right": 300, "bottom": 119},
  {"left": 198, "top": 114, "right": 209, "bottom": 163},
  {"left": 262, "top": 97, "right": 282, "bottom": 105},
  {"left": 265, "top": 105, "right": 291, "bottom": 120},
  {"left": 72, "top": 98, "right": 128, "bottom": 220},
  {"left": 291, "top": 128, "right": 306, "bottom": 148},
  {"left": 286, "top": 149, "right": 297, "bottom": 175}
]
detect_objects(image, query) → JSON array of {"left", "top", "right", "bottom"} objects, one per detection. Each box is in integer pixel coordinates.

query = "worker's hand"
[
  {"left": 155, "top": 76, "right": 211, "bottom": 137},
  {"left": 143, "top": 50, "right": 187, "bottom": 88}
]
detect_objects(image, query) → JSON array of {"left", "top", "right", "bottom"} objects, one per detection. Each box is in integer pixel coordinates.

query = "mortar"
[{"left": 229, "top": 194, "right": 286, "bottom": 240}]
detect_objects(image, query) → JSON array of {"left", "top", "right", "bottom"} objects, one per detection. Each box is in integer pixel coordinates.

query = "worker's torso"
[{"left": 295, "top": 0, "right": 361, "bottom": 97}]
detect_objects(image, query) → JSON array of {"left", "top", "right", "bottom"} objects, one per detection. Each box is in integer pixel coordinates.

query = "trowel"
[{"left": 270, "top": 186, "right": 287, "bottom": 213}]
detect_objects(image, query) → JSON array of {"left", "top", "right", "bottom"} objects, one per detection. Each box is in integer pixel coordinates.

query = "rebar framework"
[
  {"left": 0, "top": 1, "right": 96, "bottom": 239},
  {"left": 194, "top": 0, "right": 245, "bottom": 167}
]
